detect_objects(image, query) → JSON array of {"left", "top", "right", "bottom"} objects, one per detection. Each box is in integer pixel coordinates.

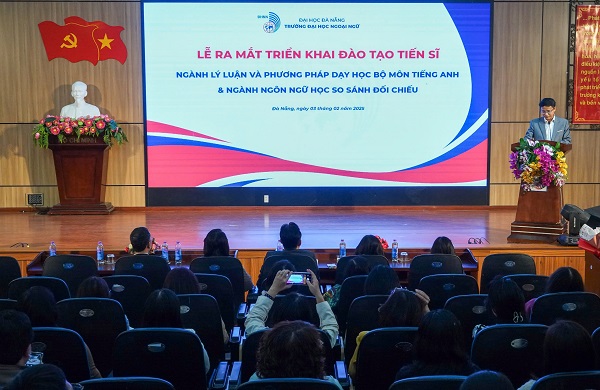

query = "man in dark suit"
[{"left": 524, "top": 97, "right": 571, "bottom": 144}]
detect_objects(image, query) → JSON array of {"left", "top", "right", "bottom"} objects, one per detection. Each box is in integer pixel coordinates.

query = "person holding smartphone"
[{"left": 245, "top": 268, "right": 339, "bottom": 347}]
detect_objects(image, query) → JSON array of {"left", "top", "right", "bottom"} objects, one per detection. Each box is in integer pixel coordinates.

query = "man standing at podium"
[{"left": 524, "top": 97, "right": 571, "bottom": 144}]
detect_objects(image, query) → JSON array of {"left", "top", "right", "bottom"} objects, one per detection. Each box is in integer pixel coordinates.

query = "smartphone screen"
[
  {"left": 26, "top": 352, "right": 43, "bottom": 366},
  {"left": 287, "top": 272, "right": 311, "bottom": 285}
]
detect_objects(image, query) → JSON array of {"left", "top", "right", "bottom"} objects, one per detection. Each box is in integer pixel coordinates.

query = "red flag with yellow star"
[
  {"left": 38, "top": 17, "right": 127, "bottom": 65},
  {"left": 64, "top": 16, "right": 128, "bottom": 64},
  {"left": 38, "top": 21, "right": 99, "bottom": 64}
]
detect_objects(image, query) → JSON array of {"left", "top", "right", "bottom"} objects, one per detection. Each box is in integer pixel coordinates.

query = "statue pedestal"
[{"left": 48, "top": 135, "right": 114, "bottom": 215}]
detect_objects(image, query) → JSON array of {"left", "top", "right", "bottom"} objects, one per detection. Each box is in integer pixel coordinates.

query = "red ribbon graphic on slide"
[{"left": 38, "top": 16, "right": 127, "bottom": 65}]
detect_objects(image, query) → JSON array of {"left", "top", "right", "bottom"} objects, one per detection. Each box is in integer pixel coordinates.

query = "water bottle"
[
  {"left": 96, "top": 241, "right": 105, "bottom": 265},
  {"left": 391, "top": 239, "right": 399, "bottom": 262},
  {"left": 161, "top": 241, "right": 169, "bottom": 263},
  {"left": 339, "top": 239, "right": 347, "bottom": 258},
  {"left": 175, "top": 241, "right": 182, "bottom": 265},
  {"left": 49, "top": 241, "right": 57, "bottom": 256},
  {"left": 276, "top": 240, "right": 284, "bottom": 251}
]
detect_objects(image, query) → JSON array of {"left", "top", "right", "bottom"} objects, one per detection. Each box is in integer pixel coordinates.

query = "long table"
[{"left": 26, "top": 248, "right": 479, "bottom": 287}]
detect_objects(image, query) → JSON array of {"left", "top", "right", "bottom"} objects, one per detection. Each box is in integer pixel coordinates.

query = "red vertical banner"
[{"left": 573, "top": 5, "right": 600, "bottom": 124}]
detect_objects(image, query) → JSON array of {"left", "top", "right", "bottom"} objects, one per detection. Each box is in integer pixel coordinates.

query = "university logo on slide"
[
  {"left": 38, "top": 16, "right": 127, "bottom": 65},
  {"left": 263, "top": 12, "right": 281, "bottom": 33}
]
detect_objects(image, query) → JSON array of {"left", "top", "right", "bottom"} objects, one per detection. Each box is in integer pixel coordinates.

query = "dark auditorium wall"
[{"left": 0, "top": 0, "right": 598, "bottom": 208}]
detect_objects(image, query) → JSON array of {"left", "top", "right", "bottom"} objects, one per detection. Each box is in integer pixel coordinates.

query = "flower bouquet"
[
  {"left": 509, "top": 138, "right": 567, "bottom": 191},
  {"left": 375, "top": 235, "right": 389, "bottom": 249},
  {"left": 33, "top": 115, "right": 127, "bottom": 148}
]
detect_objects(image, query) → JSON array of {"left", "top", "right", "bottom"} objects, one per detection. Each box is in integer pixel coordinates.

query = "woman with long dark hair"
[{"left": 396, "top": 309, "right": 479, "bottom": 380}]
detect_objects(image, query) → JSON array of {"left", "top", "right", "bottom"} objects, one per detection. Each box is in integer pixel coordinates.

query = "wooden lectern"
[
  {"left": 48, "top": 135, "right": 114, "bottom": 215},
  {"left": 507, "top": 141, "right": 572, "bottom": 243}
]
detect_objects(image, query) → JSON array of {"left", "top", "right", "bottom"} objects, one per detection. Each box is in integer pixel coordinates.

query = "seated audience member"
[
  {"left": 250, "top": 320, "right": 343, "bottom": 389},
  {"left": 16, "top": 287, "right": 102, "bottom": 379},
  {"left": 364, "top": 265, "right": 400, "bottom": 295},
  {"left": 4, "top": 363, "right": 73, "bottom": 390},
  {"left": 324, "top": 256, "right": 371, "bottom": 309},
  {"left": 473, "top": 276, "right": 526, "bottom": 337},
  {"left": 461, "top": 370, "right": 514, "bottom": 390},
  {"left": 163, "top": 267, "right": 202, "bottom": 295},
  {"left": 524, "top": 266, "right": 584, "bottom": 319},
  {"left": 348, "top": 288, "right": 430, "bottom": 378},
  {"left": 77, "top": 276, "right": 131, "bottom": 331},
  {"left": 355, "top": 235, "right": 385, "bottom": 256},
  {"left": 163, "top": 267, "right": 228, "bottom": 343},
  {"left": 76, "top": 276, "right": 110, "bottom": 298},
  {"left": 517, "top": 320, "right": 595, "bottom": 390},
  {"left": 245, "top": 269, "right": 338, "bottom": 347},
  {"left": 16, "top": 286, "right": 57, "bottom": 327},
  {"left": 260, "top": 259, "right": 297, "bottom": 294},
  {"left": 395, "top": 309, "right": 480, "bottom": 381},
  {"left": 128, "top": 226, "right": 156, "bottom": 255},
  {"left": 0, "top": 310, "right": 34, "bottom": 386},
  {"left": 203, "top": 228, "right": 254, "bottom": 292},
  {"left": 141, "top": 288, "right": 210, "bottom": 374},
  {"left": 265, "top": 222, "right": 317, "bottom": 261},
  {"left": 430, "top": 236, "right": 456, "bottom": 255}
]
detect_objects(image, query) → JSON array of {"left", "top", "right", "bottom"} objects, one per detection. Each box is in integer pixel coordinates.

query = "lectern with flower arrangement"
[
  {"left": 33, "top": 115, "right": 127, "bottom": 214},
  {"left": 507, "top": 138, "right": 571, "bottom": 243}
]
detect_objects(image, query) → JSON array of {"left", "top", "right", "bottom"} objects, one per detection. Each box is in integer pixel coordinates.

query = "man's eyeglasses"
[{"left": 540, "top": 109, "right": 555, "bottom": 115}]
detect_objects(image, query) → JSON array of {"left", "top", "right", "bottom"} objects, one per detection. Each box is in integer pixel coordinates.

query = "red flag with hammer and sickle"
[{"left": 38, "top": 17, "right": 127, "bottom": 65}]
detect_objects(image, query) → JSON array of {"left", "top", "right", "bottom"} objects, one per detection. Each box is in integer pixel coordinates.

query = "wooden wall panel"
[
  {"left": 566, "top": 131, "right": 600, "bottom": 183},
  {"left": 104, "top": 185, "right": 146, "bottom": 207},
  {"left": 490, "top": 123, "right": 529, "bottom": 183},
  {"left": 0, "top": 2, "right": 144, "bottom": 208},
  {"left": 489, "top": 184, "right": 520, "bottom": 206},
  {"left": 563, "top": 185, "right": 600, "bottom": 210},
  {"left": 105, "top": 124, "right": 145, "bottom": 185},
  {"left": 492, "top": 2, "right": 543, "bottom": 122},
  {"left": 0, "top": 2, "right": 142, "bottom": 123},
  {"left": 0, "top": 123, "right": 145, "bottom": 207},
  {"left": 540, "top": 2, "right": 570, "bottom": 113},
  {"left": 0, "top": 187, "right": 59, "bottom": 210},
  {"left": 0, "top": 125, "right": 56, "bottom": 187},
  {"left": 238, "top": 250, "right": 269, "bottom": 288}
]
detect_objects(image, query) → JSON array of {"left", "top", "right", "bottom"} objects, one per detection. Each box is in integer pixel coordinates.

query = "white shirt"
[{"left": 544, "top": 117, "right": 555, "bottom": 140}]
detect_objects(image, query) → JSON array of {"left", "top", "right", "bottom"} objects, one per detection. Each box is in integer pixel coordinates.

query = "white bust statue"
[{"left": 60, "top": 81, "right": 101, "bottom": 118}]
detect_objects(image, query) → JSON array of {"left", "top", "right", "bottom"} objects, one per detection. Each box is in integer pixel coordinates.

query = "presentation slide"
[{"left": 143, "top": 1, "right": 490, "bottom": 205}]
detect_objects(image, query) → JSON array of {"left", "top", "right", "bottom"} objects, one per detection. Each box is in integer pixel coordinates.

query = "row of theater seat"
[{"left": 1, "top": 252, "right": 598, "bottom": 390}]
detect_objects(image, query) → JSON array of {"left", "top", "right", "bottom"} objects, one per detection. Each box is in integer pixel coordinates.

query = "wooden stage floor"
[{"left": 0, "top": 206, "right": 586, "bottom": 281}]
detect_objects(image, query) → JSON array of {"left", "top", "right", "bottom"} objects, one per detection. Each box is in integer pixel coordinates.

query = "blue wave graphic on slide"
[{"left": 444, "top": 2, "right": 490, "bottom": 146}]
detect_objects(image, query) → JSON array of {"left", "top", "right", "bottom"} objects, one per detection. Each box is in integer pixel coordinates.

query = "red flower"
[
  {"left": 64, "top": 126, "right": 73, "bottom": 135},
  {"left": 50, "top": 126, "right": 60, "bottom": 135},
  {"left": 375, "top": 235, "right": 389, "bottom": 249},
  {"left": 90, "top": 128, "right": 96, "bottom": 134},
  {"left": 95, "top": 120, "right": 106, "bottom": 129},
  {"left": 84, "top": 119, "right": 93, "bottom": 127},
  {"left": 45, "top": 121, "right": 52, "bottom": 127}
]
